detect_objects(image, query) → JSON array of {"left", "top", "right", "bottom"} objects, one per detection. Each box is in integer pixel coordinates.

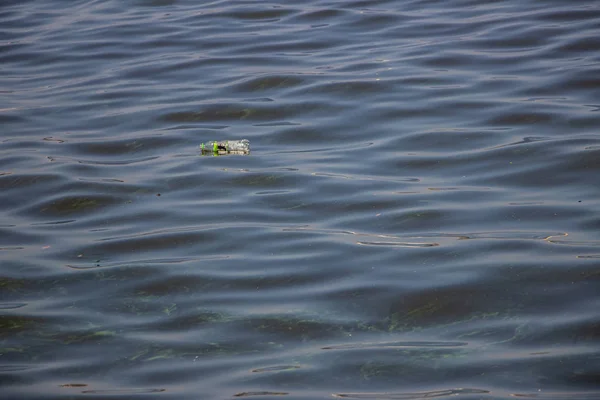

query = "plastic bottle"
[{"left": 200, "top": 139, "right": 250, "bottom": 155}]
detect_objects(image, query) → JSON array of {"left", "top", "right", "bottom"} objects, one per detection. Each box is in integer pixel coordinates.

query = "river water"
[{"left": 2, "top": 1, "right": 600, "bottom": 399}]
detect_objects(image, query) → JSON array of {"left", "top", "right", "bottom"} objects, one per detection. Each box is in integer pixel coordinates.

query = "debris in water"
[{"left": 200, "top": 139, "right": 250, "bottom": 155}]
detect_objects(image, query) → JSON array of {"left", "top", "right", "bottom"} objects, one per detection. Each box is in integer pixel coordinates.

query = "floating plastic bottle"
[{"left": 200, "top": 139, "right": 250, "bottom": 155}]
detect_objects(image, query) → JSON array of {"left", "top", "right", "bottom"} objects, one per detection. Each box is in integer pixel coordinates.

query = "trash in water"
[{"left": 200, "top": 139, "right": 250, "bottom": 155}]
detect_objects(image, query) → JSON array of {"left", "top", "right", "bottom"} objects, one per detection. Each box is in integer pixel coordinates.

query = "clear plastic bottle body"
[{"left": 200, "top": 139, "right": 250, "bottom": 155}]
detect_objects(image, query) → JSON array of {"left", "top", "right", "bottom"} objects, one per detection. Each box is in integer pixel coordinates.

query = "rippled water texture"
[{"left": 2, "top": 0, "right": 600, "bottom": 399}]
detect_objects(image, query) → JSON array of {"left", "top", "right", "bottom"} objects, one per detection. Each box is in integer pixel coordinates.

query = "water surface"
[{"left": 2, "top": 0, "right": 600, "bottom": 399}]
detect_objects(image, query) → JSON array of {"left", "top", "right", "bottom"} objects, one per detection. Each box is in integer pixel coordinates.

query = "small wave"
[
  {"left": 333, "top": 388, "right": 490, "bottom": 399},
  {"left": 322, "top": 341, "right": 468, "bottom": 350}
]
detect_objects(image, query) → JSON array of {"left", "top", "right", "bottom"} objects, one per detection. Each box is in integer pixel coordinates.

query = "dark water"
[{"left": 2, "top": 0, "right": 600, "bottom": 398}]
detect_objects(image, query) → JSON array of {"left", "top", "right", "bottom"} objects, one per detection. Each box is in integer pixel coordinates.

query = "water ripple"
[{"left": 2, "top": 0, "right": 600, "bottom": 398}]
